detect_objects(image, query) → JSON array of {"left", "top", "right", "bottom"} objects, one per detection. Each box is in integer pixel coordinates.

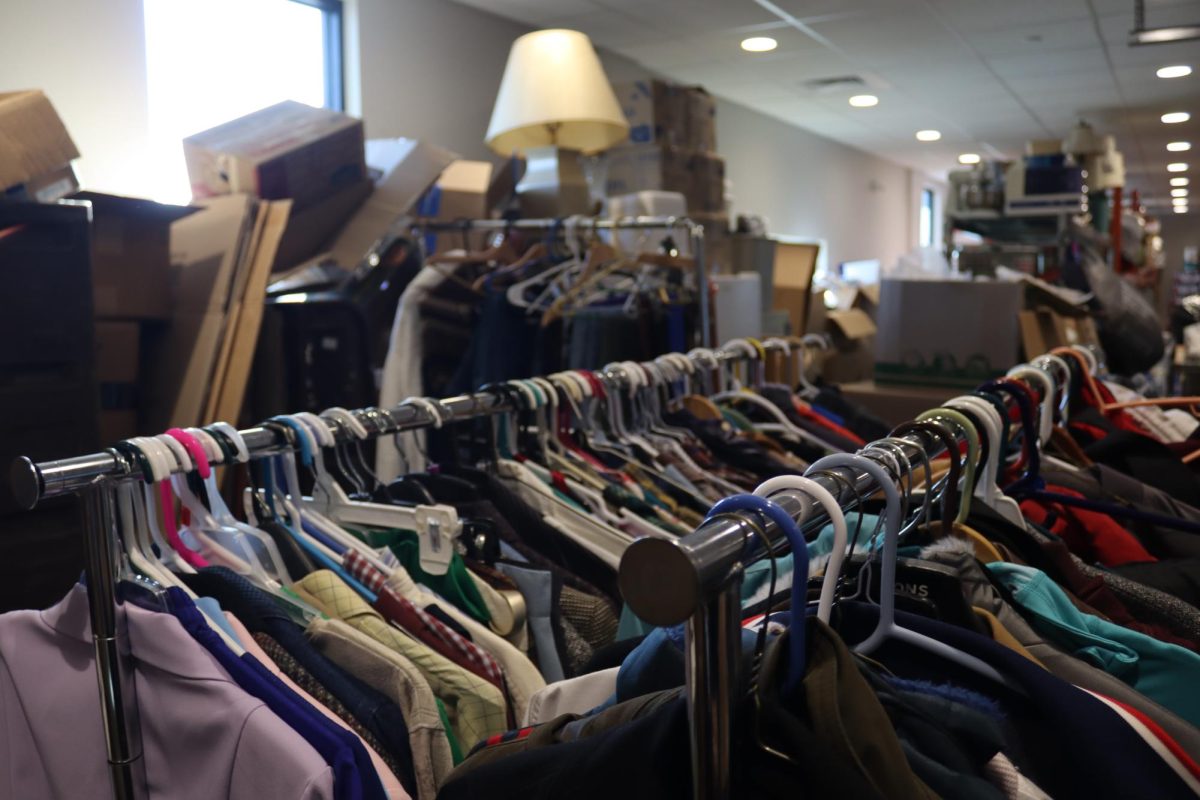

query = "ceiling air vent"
[{"left": 800, "top": 75, "right": 868, "bottom": 95}]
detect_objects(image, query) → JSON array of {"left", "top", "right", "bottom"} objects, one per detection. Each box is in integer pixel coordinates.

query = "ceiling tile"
[
  {"left": 985, "top": 46, "right": 1110, "bottom": 79},
  {"left": 926, "top": 0, "right": 1091, "bottom": 32},
  {"left": 962, "top": 17, "right": 1101, "bottom": 56},
  {"left": 1099, "top": 2, "right": 1200, "bottom": 44},
  {"left": 589, "top": 0, "right": 781, "bottom": 36},
  {"left": 804, "top": 6, "right": 969, "bottom": 66}
]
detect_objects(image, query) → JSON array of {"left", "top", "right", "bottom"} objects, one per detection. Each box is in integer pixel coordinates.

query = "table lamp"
[{"left": 486, "top": 29, "right": 630, "bottom": 216}]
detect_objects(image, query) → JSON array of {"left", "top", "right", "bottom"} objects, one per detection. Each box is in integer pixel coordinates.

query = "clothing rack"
[
  {"left": 618, "top": 346, "right": 1045, "bottom": 800},
  {"left": 7, "top": 334, "right": 879, "bottom": 800},
  {"left": 409, "top": 214, "right": 713, "bottom": 347}
]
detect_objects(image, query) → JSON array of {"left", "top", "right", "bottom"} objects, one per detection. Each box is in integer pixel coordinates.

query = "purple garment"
[{"left": 0, "top": 585, "right": 335, "bottom": 799}]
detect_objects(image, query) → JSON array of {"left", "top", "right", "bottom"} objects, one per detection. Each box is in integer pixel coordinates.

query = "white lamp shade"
[{"left": 485, "top": 29, "right": 629, "bottom": 156}]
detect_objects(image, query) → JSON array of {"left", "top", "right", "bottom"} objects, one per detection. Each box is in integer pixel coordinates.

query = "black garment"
[
  {"left": 664, "top": 409, "right": 801, "bottom": 480},
  {"left": 831, "top": 601, "right": 1199, "bottom": 800},
  {"left": 1078, "top": 423, "right": 1200, "bottom": 508},
  {"left": 439, "top": 464, "right": 621, "bottom": 603},
  {"left": 445, "top": 286, "right": 543, "bottom": 397},
  {"left": 439, "top": 625, "right": 894, "bottom": 800},
  {"left": 813, "top": 383, "right": 893, "bottom": 440},
  {"left": 758, "top": 385, "right": 862, "bottom": 453},
  {"left": 258, "top": 518, "right": 319, "bottom": 577},
  {"left": 180, "top": 567, "right": 418, "bottom": 796},
  {"left": 862, "top": 670, "right": 1006, "bottom": 800}
]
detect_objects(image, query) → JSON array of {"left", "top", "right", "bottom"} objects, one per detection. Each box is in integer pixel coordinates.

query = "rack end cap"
[{"left": 9, "top": 457, "right": 41, "bottom": 510}]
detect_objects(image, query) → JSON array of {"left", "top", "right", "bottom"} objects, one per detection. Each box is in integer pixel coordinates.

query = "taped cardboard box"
[
  {"left": 183, "top": 101, "right": 365, "bottom": 211},
  {"left": 272, "top": 176, "right": 372, "bottom": 271},
  {"left": 0, "top": 90, "right": 80, "bottom": 200},
  {"left": 74, "top": 191, "right": 197, "bottom": 320},
  {"left": 611, "top": 79, "right": 717, "bottom": 153},
  {"left": 875, "top": 278, "right": 1022, "bottom": 388},
  {"left": 823, "top": 309, "right": 876, "bottom": 384},
  {"left": 772, "top": 241, "right": 819, "bottom": 334},
  {"left": 604, "top": 144, "right": 724, "bottom": 213},
  {"left": 95, "top": 321, "right": 139, "bottom": 442},
  {"left": 1019, "top": 308, "right": 1100, "bottom": 359}
]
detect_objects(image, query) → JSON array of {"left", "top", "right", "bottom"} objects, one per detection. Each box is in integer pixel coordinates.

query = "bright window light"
[
  {"left": 141, "top": 0, "right": 333, "bottom": 203},
  {"left": 1162, "top": 111, "right": 1191, "bottom": 124},
  {"left": 1158, "top": 65, "right": 1193, "bottom": 78},
  {"left": 1172, "top": 177, "right": 1190, "bottom": 187}
]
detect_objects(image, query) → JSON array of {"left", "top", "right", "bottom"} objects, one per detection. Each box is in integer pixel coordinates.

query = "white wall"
[
  {"left": 0, "top": 0, "right": 151, "bottom": 194},
  {"left": 1156, "top": 213, "right": 1200, "bottom": 321}
]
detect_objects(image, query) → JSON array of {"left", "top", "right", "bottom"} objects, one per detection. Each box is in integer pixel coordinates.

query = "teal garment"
[
  {"left": 987, "top": 561, "right": 1200, "bottom": 728},
  {"left": 617, "top": 604, "right": 654, "bottom": 641},
  {"left": 741, "top": 514, "right": 883, "bottom": 603},
  {"left": 385, "top": 532, "right": 492, "bottom": 624}
]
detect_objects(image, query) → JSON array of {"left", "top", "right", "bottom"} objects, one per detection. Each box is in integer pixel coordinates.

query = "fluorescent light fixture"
[
  {"left": 849, "top": 94, "right": 878, "bottom": 107},
  {"left": 1174, "top": 197, "right": 1189, "bottom": 206},
  {"left": 1169, "top": 162, "right": 1189, "bottom": 172},
  {"left": 1172, "top": 188, "right": 1189, "bottom": 197},
  {"left": 1158, "top": 65, "right": 1193, "bottom": 78},
  {"left": 1163, "top": 111, "right": 1191, "bottom": 124},
  {"left": 916, "top": 129, "right": 941, "bottom": 141},
  {"left": 1132, "top": 26, "right": 1200, "bottom": 46},
  {"left": 958, "top": 153, "right": 981, "bottom": 165},
  {"left": 1177, "top": 206, "right": 1190, "bottom": 214},
  {"left": 740, "top": 36, "right": 777, "bottom": 52},
  {"left": 1172, "top": 177, "right": 1190, "bottom": 187},
  {"left": 1168, "top": 141, "right": 1193, "bottom": 152}
]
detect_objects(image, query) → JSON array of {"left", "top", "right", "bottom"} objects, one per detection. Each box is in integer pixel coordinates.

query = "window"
[
  {"left": 919, "top": 187, "right": 937, "bottom": 248},
  {"left": 140, "top": 0, "right": 343, "bottom": 203}
]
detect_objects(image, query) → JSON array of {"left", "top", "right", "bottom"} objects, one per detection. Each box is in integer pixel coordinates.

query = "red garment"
[
  {"left": 342, "top": 550, "right": 506, "bottom": 691},
  {"left": 1020, "top": 485, "right": 1157, "bottom": 567},
  {"left": 790, "top": 398, "right": 866, "bottom": 447}
]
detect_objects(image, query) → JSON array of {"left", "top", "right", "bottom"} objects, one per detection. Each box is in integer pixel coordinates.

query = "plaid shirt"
[{"left": 344, "top": 550, "right": 507, "bottom": 692}]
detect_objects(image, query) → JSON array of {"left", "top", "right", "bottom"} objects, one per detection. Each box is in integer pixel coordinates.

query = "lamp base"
[{"left": 517, "top": 146, "right": 592, "bottom": 217}]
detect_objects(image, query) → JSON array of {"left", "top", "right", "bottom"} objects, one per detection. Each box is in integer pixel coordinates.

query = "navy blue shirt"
[
  {"left": 181, "top": 568, "right": 418, "bottom": 796},
  {"left": 167, "top": 587, "right": 385, "bottom": 800}
]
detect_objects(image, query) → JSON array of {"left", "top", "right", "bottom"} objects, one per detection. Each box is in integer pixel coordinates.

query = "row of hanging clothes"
[
  {"left": 376, "top": 216, "right": 707, "bottom": 480},
  {"left": 8, "top": 336, "right": 1200, "bottom": 799}
]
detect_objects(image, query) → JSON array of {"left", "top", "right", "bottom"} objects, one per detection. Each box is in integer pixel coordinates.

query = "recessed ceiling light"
[
  {"left": 849, "top": 94, "right": 879, "bottom": 108},
  {"left": 1169, "top": 162, "right": 1189, "bottom": 172},
  {"left": 1162, "top": 112, "right": 1191, "bottom": 124},
  {"left": 1172, "top": 188, "right": 1189, "bottom": 197},
  {"left": 1172, "top": 177, "right": 1190, "bottom": 187},
  {"left": 958, "top": 153, "right": 981, "bottom": 165},
  {"left": 1158, "top": 65, "right": 1193, "bottom": 79},
  {"left": 740, "top": 36, "right": 777, "bottom": 53},
  {"left": 915, "top": 129, "right": 942, "bottom": 142},
  {"left": 1168, "top": 141, "right": 1192, "bottom": 152},
  {"left": 1176, "top": 206, "right": 1189, "bottom": 214}
]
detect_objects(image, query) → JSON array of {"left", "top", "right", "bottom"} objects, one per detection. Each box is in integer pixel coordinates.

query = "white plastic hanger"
[
  {"left": 301, "top": 404, "right": 460, "bottom": 576},
  {"left": 806, "top": 452, "right": 1017, "bottom": 690},
  {"left": 1030, "top": 355, "right": 1072, "bottom": 426},
  {"left": 754, "top": 475, "right": 847, "bottom": 622},
  {"left": 944, "top": 396, "right": 1026, "bottom": 529},
  {"left": 1006, "top": 365, "right": 1056, "bottom": 449},
  {"left": 130, "top": 436, "right": 198, "bottom": 575}
]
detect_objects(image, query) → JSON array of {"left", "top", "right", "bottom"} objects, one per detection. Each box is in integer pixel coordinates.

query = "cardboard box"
[
  {"left": 95, "top": 321, "right": 139, "bottom": 441},
  {"left": 772, "top": 241, "right": 820, "bottom": 334},
  {"left": 183, "top": 101, "right": 365, "bottom": 211},
  {"left": 418, "top": 160, "right": 492, "bottom": 220},
  {"left": 612, "top": 79, "right": 717, "bottom": 152},
  {"left": 0, "top": 90, "right": 79, "bottom": 198},
  {"left": 875, "top": 278, "right": 1022, "bottom": 388},
  {"left": 326, "top": 138, "right": 457, "bottom": 269},
  {"left": 73, "top": 191, "right": 197, "bottom": 320},
  {"left": 1019, "top": 308, "right": 1100, "bottom": 359},
  {"left": 604, "top": 144, "right": 724, "bottom": 213},
  {"left": 822, "top": 309, "right": 877, "bottom": 384},
  {"left": 272, "top": 176, "right": 372, "bottom": 271}
]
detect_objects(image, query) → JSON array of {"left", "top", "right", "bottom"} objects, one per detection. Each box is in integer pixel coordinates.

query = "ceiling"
[{"left": 452, "top": 0, "right": 1200, "bottom": 213}]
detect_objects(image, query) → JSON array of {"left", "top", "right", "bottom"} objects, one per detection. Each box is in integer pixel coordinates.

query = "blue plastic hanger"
[{"left": 706, "top": 493, "right": 809, "bottom": 694}]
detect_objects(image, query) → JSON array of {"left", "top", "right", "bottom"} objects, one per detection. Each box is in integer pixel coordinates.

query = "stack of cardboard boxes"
[{"left": 604, "top": 79, "right": 726, "bottom": 237}]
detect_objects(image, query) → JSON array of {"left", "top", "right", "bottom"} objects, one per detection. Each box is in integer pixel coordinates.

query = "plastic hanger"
[
  {"left": 1006, "top": 365, "right": 1055, "bottom": 448},
  {"left": 137, "top": 435, "right": 209, "bottom": 570},
  {"left": 805, "top": 452, "right": 1016, "bottom": 689},
  {"left": 1031, "top": 355, "right": 1072, "bottom": 425},
  {"left": 302, "top": 406, "right": 460, "bottom": 576},
  {"left": 890, "top": 421, "right": 962, "bottom": 533},
  {"left": 706, "top": 493, "right": 810, "bottom": 693},
  {"left": 753, "top": 476, "right": 847, "bottom": 622},
  {"left": 915, "top": 408, "right": 981, "bottom": 526},
  {"left": 945, "top": 396, "right": 1026, "bottom": 529}
]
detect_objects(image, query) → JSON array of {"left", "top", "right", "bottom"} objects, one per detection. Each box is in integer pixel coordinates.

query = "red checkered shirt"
[{"left": 343, "top": 550, "right": 506, "bottom": 691}]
